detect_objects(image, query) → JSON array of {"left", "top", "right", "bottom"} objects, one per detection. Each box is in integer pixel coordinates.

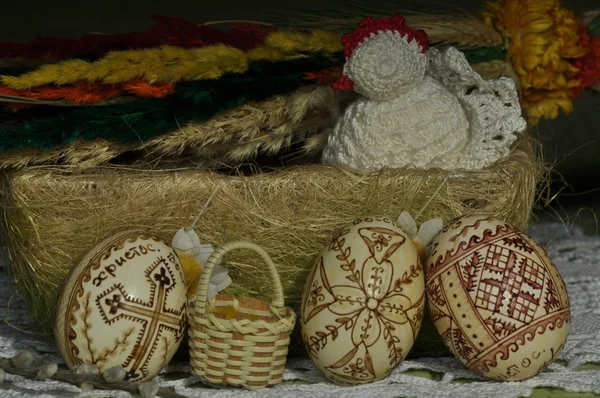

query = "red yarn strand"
[
  {"left": 0, "top": 16, "right": 270, "bottom": 60},
  {"left": 0, "top": 79, "right": 173, "bottom": 105},
  {"left": 303, "top": 66, "right": 343, "bottom": 85},
  {"left": 331, "top": 74, "right": 354, "bottom": 90}
]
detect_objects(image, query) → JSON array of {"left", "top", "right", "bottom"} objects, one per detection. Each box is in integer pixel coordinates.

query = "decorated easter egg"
[
  {"left": 425, "top": 215, "right": 570, "bottom": 381},
  {"left": 301, "top": 216, "right": 425, "bottom": 385},
  {"left": 55, "top": 231, "right": 187, "bottom": 382}
]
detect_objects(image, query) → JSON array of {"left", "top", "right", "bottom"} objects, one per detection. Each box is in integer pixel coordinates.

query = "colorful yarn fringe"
[
  {"left": 0, "top": 16, "right": 270, "bottom": 60},
  {"left": 1, "top": 6, "right": 597, "bottom": 142},
  {"left": 0, "top": 30, "right": 341, "bottom": 90},
  {"left": 0, "top": 54, "right": 343, "bottom": 152},
  {"left": 0, "top": 50, "right": 342, "bottom": 106}
]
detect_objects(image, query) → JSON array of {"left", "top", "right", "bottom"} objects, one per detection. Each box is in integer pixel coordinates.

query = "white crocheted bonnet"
[
  {"left": 332, "top": 14, "right": 430, "bottom": 100},
  {"left": 323, "top": 14, "right": 527, "bottom": 171}
]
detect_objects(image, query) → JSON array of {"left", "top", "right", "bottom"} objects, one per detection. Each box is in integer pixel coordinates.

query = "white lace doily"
[
  {"left": 427, "top": 47, "right": 527, "bottom": 170},
  {"left": 1, "top": 223, "right": 600, "bottom": 398}
]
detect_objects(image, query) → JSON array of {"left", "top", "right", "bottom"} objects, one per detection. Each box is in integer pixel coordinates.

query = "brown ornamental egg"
[
  {"left": 301, "top": 216, "right": 425, "bottom": 385},
  {"left": 54, "top": 231, "right": 187, "bottom": 382},
  {"left": 425, "top": 215, "right": 570, "bottom": 381}
]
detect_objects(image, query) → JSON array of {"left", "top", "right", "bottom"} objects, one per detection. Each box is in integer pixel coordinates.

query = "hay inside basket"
[{"left": 0, "top": 136, "right": 543, "bottom": 357}]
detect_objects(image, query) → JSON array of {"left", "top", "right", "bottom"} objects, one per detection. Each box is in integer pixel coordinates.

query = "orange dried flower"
[{"left": 483, "top": 0, "right": 588, "bottom": 124}]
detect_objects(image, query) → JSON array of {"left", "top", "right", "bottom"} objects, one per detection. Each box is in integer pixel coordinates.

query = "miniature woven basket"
[{"left": 188, "top": 241, "right": 296, "bottom": 390}]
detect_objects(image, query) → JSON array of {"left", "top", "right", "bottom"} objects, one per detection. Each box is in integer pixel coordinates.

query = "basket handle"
[{"left": 193, "top": 240, "right": 285, "bottom": 316}]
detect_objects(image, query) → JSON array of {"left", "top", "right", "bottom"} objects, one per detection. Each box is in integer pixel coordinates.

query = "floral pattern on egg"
[
  {"left": 301, "top": 216, "right": 425, "bottom": 385},
  {"left": 426, "top": 215, "right": 570, "bottom": 381}
]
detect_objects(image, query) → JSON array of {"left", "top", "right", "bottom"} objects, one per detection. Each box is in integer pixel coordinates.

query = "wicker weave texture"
[{"left": 189, "top": 241, "right": 296, "bottom": 390}]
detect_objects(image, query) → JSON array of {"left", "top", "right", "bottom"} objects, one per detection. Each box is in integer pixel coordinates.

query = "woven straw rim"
[{"left": 193, "top": 241, "right": 287, "bottom": 318}]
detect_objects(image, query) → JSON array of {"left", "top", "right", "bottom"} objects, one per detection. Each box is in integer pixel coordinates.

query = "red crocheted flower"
[
  {"left": 340, "top": 14, "right": 429, "bottom": 58},
  {"left": 572, "top": 27, "right": 600, "bottom": 96}
]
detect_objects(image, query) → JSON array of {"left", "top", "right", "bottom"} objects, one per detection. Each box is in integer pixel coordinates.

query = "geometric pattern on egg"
[
  {"left": 54, "top": 231, "right": 187, "bottom": 383},
  {"left": 425, "top": 215, "right": 570, "bottom": 381}
]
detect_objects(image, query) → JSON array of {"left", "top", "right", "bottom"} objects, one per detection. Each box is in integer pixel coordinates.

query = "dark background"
[
  {"left": 1, "top": 0, "right": 597, "bottom": 42},
  {"left": 1, "top": 0, "right": 600, "bottom": 227}
]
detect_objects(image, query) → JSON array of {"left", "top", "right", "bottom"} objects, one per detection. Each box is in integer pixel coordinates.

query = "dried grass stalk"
[
  {"left": 0, "top": 140, "right": 130, "bottom": 170},
  {"left": 0, "top": 136, "right": 543, "bottom": 340},
  {"left": 470, "top": 60, "right": 508, "bottom": 80},
  {"left": 0, "top": 86, "right": 343, "bottom": 170},
  {"left": 405, "top": 15, "right": 502, "bottom": 48},
  {"left": 280, "top": 7, "right": 502, "bottom": 48}
]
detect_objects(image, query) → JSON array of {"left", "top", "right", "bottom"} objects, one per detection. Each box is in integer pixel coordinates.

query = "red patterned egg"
[
  {"left": 425, "top": 215, "right": 570, "bottom": 381},
  {"left": 301, "top": 216, "right": 425, "bottom": 385}
]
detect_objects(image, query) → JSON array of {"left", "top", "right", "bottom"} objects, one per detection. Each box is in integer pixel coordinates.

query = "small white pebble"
[
  {"left": 0, "top": 368, "right": 5, "bottom": 384},
  {"left": 11, "top": 351, "right": 33, "bottom": 368},
  {"left": 138, "top": 379, "right": 160, "bottom": 398},
  {"left": 72, "top": 363, "right": 99, "bottom": 375},
  {"left": 102, "top": 366, "right": 126, "bottom": 383},
  {"left": 37, "top": 363, "right": 58, "bottom": 379},
  {"left": 79, "top": 381, "right": 94, "bottom": 390}
]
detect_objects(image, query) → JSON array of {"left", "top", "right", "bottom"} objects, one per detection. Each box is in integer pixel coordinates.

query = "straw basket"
[
  {"left": 188, "top": 241, "right": 296, "bottom": 389},
  {"left": 0, "top": 135, "right": 542, "bottom": 358}
]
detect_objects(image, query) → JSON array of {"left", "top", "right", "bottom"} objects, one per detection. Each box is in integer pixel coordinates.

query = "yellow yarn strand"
[{"left": 1, "top": 30, "right": 342, "bottom": 90}]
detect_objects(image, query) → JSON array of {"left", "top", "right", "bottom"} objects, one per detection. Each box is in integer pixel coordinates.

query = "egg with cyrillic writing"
[
  {"left": 301, "top": 216, "right": 425, "bottom": 385},
  {"left": 54, "top": 231, "right": 187, "bottom": 382},
  {"left": 426, "top": 215, "right": 570, "bottom": 381}
]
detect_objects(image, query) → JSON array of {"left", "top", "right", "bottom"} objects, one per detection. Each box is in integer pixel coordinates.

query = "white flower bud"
[
  {"left": 37, "top": 363, "right": 58, "bottom": 379},
  {"left": 79, "top": 381, "right": 94, "bottom": 390},
  {"left": 138, "top": 379, "right": 160, "bottom": 398},
  {"left": 102, "top": 366, "right": 126, "bottom": 383},
  {"left": 11, "top": 351, "right": 33, "bottom": 368},
  {"left": 72, "top": 363, "right": 99, "bottom": 375}
]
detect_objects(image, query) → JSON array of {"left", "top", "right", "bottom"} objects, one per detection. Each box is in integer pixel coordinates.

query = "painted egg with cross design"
[
  {"left": 426, "top": 215, "right": 570, "bottom": 381},
  {"left": 301, "top": 215, "right": 425, "bottom": 385},
  {"left": 54, "top": 230, "right": 187, "bottom": 382}
]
